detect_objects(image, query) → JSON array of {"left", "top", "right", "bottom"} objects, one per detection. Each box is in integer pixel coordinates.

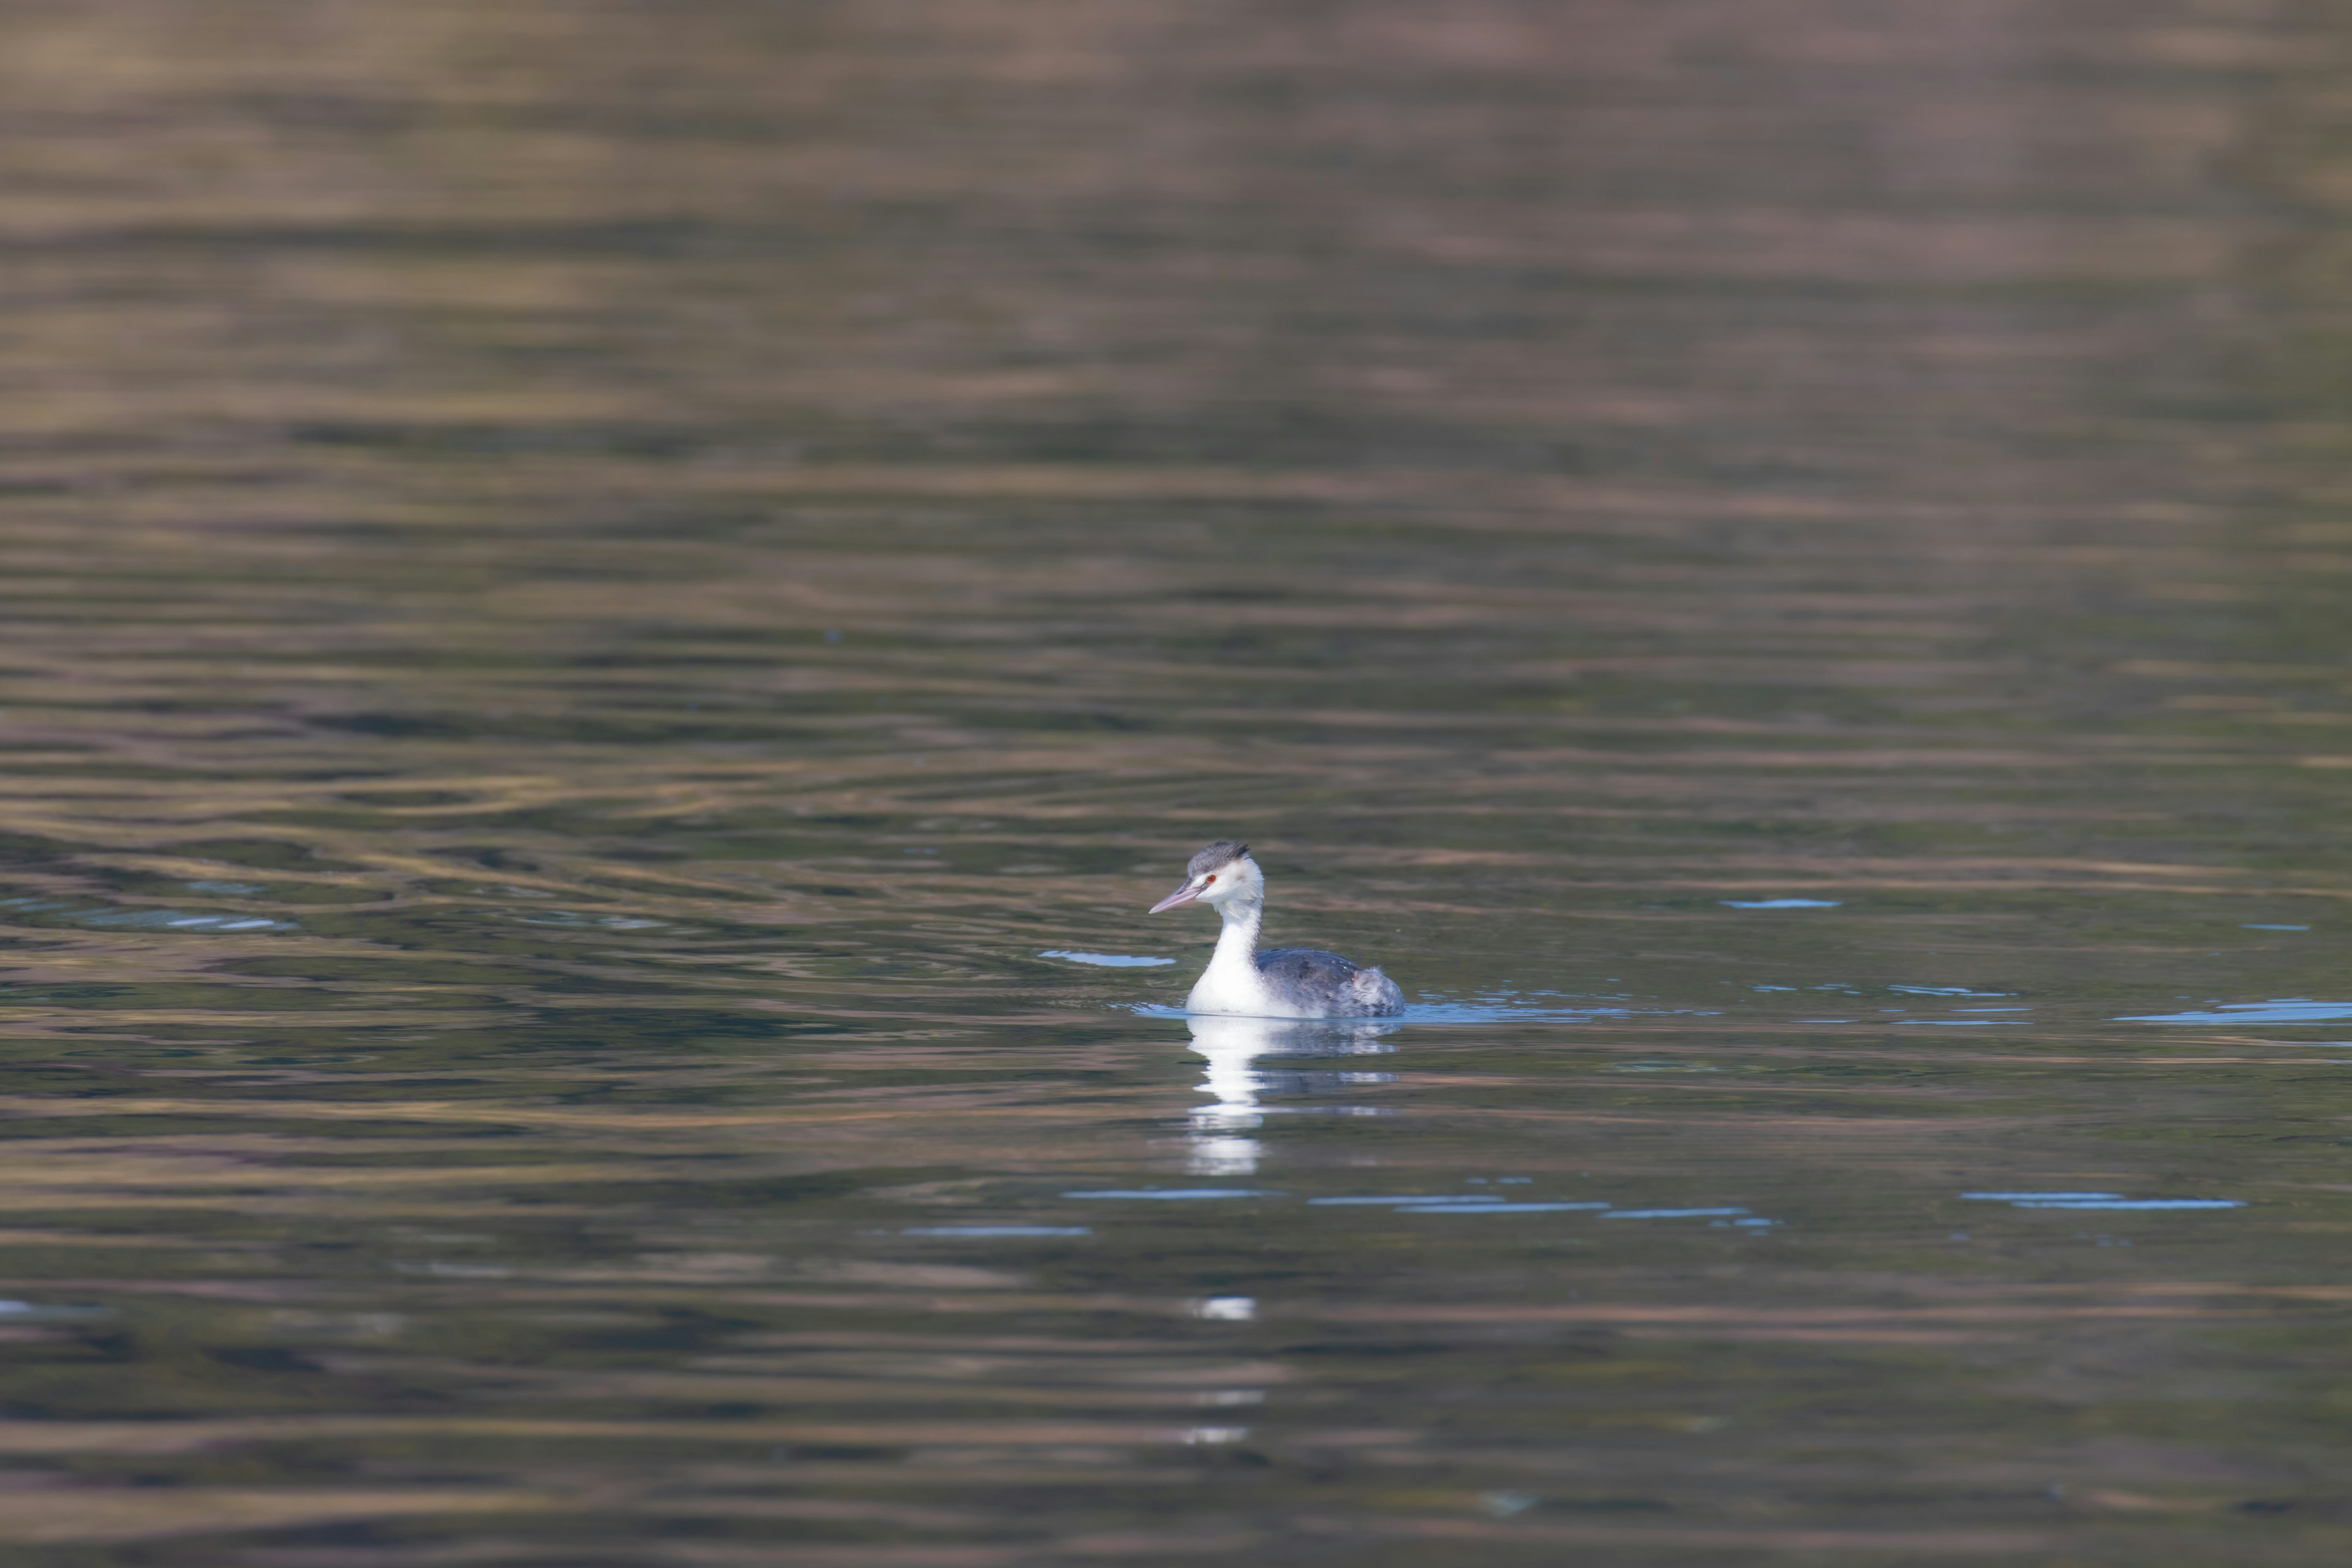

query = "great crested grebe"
[{"left": 1147, "top": 840, "right": 1404, "bottom": 1019}]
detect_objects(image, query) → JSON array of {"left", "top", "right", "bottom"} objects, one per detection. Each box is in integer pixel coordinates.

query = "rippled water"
[{"left": 7, "top": 0, "right": 2352, "bottom": 1561}]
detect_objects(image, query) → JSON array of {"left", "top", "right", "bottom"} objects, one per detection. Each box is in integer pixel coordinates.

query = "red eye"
[{"left": 1204, "top": 875, "right": 1216, "bottom": 883}]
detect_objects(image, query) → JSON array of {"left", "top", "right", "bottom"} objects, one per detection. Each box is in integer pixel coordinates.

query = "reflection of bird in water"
[
  {"left": 1183, "top": 1012, "right": 1398, "bottom": 1176},
  {"left": 1148, "top": 841, "right": 1404, "bottom": 1018}
]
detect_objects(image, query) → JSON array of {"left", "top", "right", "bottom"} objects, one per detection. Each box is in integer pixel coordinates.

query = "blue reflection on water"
[
  {"left": 1962, "top": 1192, "right": 2241, "bottom": 1211},
  {"left": 1308, "top": 1204, "right": 1505, "bottom": 1213},
  {"left": 1392, "top": 1213, "right": 1618, "bottom": 1222},
  {"left": 1891, "top": 986, "right": 2013, "bottom": 997},
  {"left": 1128, "top": 993, "right": 1711, "bottom": 1025},
  {"left": 1063, "top": 1189, "right": 1268, "bottom": 1200},
  {"left": 2118, "top": 999, "right": 2352, "bottom": 1025},
  {"left": 0, "top": 1300, "right": 114, "bottom": 1321},
  {"left": 1046, "top": 950, "right": 1177, "bottom": 967},
  {"left": 904, "top": 1226, "right": 1093, "bottom": 1238},
  {"left": 1722, "top": 898, "right": 1842, "bottom": 909}
]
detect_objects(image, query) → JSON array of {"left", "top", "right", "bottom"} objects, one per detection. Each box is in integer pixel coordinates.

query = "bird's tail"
[{"left": 1348, "top": 967, "right": 1406, "bottom": 1016}]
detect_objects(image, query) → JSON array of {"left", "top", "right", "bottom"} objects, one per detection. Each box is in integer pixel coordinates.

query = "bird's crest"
[{"left": 1186, "top": 840, "right": 1250, "bottom": 876}]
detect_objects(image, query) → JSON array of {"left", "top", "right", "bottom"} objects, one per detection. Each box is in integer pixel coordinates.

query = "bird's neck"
[{"left": 1207, "top": 893, "right": 1264, "bottom": 975}]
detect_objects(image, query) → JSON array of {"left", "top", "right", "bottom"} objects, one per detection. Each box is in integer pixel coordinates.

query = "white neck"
[
  {"left": 1187, "top": 891, "right": 1267, "bottom": 1014},
  {"left": 1212, "top": 892, "right": 1262, "bottom": 962}
]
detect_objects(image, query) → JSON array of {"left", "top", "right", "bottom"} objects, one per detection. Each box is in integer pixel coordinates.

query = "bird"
[{"left": 1147, "top": 840, "right": 1404, "bottom": 1019}]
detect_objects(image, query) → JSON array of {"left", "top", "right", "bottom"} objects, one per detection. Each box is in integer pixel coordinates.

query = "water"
[{"left": 3, "top": 0, "right": 2352, "bottom": 1561}]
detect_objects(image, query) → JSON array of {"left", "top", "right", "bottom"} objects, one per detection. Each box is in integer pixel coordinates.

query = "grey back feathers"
[
  {"left": 1187, "top": 840, "right": 1250, "bottom": 876},
  {"left": 1257, "top": 947, "right": 1404, "bottom": 1017}
]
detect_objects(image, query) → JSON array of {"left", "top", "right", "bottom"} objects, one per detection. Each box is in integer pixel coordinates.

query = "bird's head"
[{"left": 1149, "top": 840, "right": 1260, "bottom": 913}]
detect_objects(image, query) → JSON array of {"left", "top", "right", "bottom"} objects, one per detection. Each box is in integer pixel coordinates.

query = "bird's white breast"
[{"left": 1186, "top": 959, "right": 1276, "bottom": 1017}]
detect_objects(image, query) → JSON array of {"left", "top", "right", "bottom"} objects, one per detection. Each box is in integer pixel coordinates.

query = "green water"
[{"left": 4, "top": 0, "right": 2352, "bottom": 1561}]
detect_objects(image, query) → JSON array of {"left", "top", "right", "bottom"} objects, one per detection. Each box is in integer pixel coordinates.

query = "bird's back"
[{"left": 1256, "top": 947, "right": 1404, "bottom": 1017}]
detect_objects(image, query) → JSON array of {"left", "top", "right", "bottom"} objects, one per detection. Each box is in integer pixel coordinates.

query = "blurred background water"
[{"left": 4, "top": 0, "right": 2352, "bottom": 1561}]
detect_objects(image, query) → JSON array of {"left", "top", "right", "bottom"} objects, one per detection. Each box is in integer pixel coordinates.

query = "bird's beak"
[{"left": 1149, "top": 879, "right": 1204, "bottom": 914}]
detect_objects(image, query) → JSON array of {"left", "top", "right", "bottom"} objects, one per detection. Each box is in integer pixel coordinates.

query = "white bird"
[{"left": 1148, "top": 840, "right": 1404, "bottom": 1018}]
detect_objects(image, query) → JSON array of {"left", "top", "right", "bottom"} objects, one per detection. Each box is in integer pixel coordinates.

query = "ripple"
[
  {"left": 1392, "top": 1213, "right": 1618, "bottom": 1222},
  {"left": 1310, "top": 1195, "right": 1608, "bottom": 1211},
  {"left": 2118, "top": 999, "right": 2352, "bottom": 1025},
  {"left": 1127, "top": 992, "right": 1702, "bottom": 1026},
  {"left": 0, "top": 1300, "right": 115, "bottom": 1321},
  {"left": 1062, "top": 1189, "right": 1268, "bottom": 1200},
  {"left": 1962, "top": 1193, "right": 2242, "bottom": 1210},
  {"left": 1191, "top": 1297, "right": 1255, "bottom": 1321},
  {"left": 503, "top": 911, "right": 669, "bottom": 930},
  {"left": 1044, "top": 950, "right": 1177, "bottom": 967},
  {"left": 0, "top": 899, "right": 295, "bottom": 933},
  {"left": 1890, "top": 986, "right": 2014, "bottom": 998},
  {"left": 902, "top": 1226, "right": 1093, "bottom": 1238}
]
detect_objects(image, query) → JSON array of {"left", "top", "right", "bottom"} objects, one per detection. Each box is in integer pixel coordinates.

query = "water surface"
[{"left": 4, "top": 0, "right": 2352, "bottom": 1562}]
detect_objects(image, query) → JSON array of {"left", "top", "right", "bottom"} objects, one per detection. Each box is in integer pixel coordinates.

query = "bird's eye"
[{"left": 1204, "top": 875, "right": 1216, "bottom": 884}]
